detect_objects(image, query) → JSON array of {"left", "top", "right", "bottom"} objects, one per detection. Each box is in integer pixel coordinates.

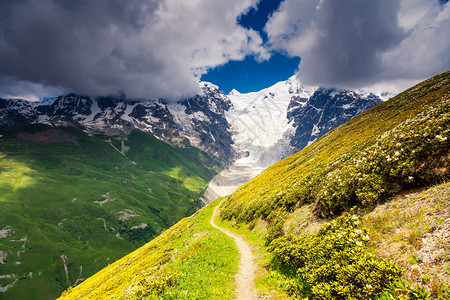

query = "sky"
[
  {"left": 202, "top": 0, "right": 298, "bottom": 94},
  {"left": 0, "top": 0, "right": 449, "bottom": 101}
]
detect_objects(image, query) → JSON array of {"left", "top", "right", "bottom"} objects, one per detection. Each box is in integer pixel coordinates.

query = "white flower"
[{"left": 435, "top": 135, "right": 448, "bottom": 142}]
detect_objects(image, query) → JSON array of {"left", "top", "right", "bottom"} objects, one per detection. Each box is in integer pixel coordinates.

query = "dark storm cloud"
[
  {"left": 0, "top": 0, "right": 266, "bottom": 101},
  {"left": 0, "top": 0, "right": 163, "bottom": 98},
  {"left": 266, "top": 0, "right": 450, "bottom": 91},
  {"left": 300, "top": 0, "right": 405, "bottom": 87}
]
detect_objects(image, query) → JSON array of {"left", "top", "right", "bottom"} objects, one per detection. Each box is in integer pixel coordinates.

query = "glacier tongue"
[
  {"left": 201, "top": 160, "right": 265, "bottom": 204},
  {"left": 202, "top": 76, "right": 384, "bottom": 203}
]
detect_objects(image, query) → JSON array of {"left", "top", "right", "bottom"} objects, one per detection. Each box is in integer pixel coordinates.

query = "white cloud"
[
  {"left": 380, "top": 0, "right": 450, "bottom": 82},
  {"left": 0, "top": 0, "right": 267, "bottom": 101},
  {"left": 265, "top": 0, "right": 450, "bottom": 93}
]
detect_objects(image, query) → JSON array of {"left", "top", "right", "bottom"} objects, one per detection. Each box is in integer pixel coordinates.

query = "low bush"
[
  {"left": 270, "top": 213, "right": 403, "bottom": 299},
  {"left": 266, "top": 209, "right": 287, "bottom": 244},
  {"left": 126, "top": 271, "right": 180, "bottom": 299},
  {"left": 376, "top": 277, "right": 450, "bottom": 299},
  {"left": 314, "top": 96, "right": 449, "bottom": 217}
]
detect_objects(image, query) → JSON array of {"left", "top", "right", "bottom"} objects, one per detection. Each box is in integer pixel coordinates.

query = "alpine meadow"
[
  {"left": 60, "top": 72, "right": 449, "bottom": 299},
  {"left": 1, "top": 0, "right": 450, "bottom": 299}
]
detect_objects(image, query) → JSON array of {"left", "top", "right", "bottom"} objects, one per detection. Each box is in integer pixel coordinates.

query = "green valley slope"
[
  {"left": 59, "top": 199, "right": 239, "bottom": 300},
  {"left": 0, "top": 124, "right": 223, "bottom": 299}
]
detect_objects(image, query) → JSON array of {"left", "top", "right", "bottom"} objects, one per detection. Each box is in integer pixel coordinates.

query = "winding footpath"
[{"left": 210, "top": 203, "right": 258, "bottom": 300}]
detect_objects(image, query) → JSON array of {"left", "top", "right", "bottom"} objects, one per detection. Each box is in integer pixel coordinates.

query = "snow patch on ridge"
[{"left": 167, "top": 103, "right": 194, "bottom": 132}]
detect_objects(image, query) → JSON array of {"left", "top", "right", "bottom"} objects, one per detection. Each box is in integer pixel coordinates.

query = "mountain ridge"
[
  {"left": 226, "top": 75, "right": 382, "bottom": 166},
  {"left": 0, "top": 89, "right": 235, "bottom": 160},
  {"left": 1, "top": 76, "right": 383, "bottom": 166}
]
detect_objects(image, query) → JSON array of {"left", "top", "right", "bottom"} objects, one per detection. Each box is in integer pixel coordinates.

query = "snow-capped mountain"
[
  {"left": 226, "top": 76, "right": 382, "bottom": 167},
  {"left": 0, "top": 76, "right": 383, "bottom": 167},
  {"left": 166, "top": 82, "right": 234, "bottom": 159},
  {"left": 287, "top": 87, "right": 383, "bottom": 151}
]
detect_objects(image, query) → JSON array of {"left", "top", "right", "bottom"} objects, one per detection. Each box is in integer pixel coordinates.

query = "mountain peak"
[
  {"left": 229, "top": 89, "right": 241, "bottom": 96},
  {"left": 199, "top": 81, "right": 219, "bottom": 91}
]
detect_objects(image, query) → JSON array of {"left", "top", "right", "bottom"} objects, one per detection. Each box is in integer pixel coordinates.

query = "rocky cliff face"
[
  {"left": 287, "top": 88, "right": 382, "bottom": 152},
  {"left": 167, "top": 82, "right": 234, "bottom": 159}
]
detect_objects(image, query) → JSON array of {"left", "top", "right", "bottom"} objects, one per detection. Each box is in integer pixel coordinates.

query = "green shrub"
[
  {"left": 378, "top": 277, "right": 450, "bottom": 299},
  {"left": 266, "top": 209, "right": 287, "bottom": 244},
  {"left": 270, "top": 213, "right": 403, "bottom": 299},
  {"left": 377, "top": 278, "right": 431, "bottom": 299},
  {"left": 315, "top": 95, "right": 450, "bottom": 217}
]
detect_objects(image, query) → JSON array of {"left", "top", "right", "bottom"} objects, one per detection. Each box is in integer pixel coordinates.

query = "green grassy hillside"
[
  {"left": 0, "top": 124, "right": 223, "bottom": 299},
  {"left": 217, "top": 182, "right": 449, "bottom": 299},
  {"left": 217, "top": 71, "right": 450, "bottom": 298},
  {"left": 50, "top": 71, "right": 450, "bottom": 299},
  {"left": 221, "top": 71, "right": 449, "bottom": 222}
]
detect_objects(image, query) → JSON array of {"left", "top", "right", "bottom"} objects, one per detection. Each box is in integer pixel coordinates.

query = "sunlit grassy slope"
[
  {"left": 0, "top": 124, "right": 223, "bottom": 300},
  {"left": 221, "top": 71, "right": 450, "bottom": 222},
  {"left": 59, "top": 199, "right": 239, "bottom": 300},
  {"left": 216, "top": 183, "right": 449, "bottom": 299},
  {"left": 216, "top": 71, "right": 450, "bottom": 299}
]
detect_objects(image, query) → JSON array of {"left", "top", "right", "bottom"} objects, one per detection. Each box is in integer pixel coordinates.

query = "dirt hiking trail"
[{"left": 210, "top": 202, "right": 258, "bottom": 300}]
